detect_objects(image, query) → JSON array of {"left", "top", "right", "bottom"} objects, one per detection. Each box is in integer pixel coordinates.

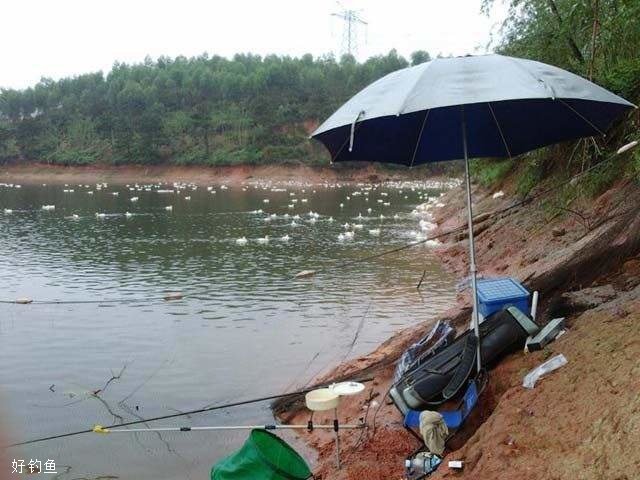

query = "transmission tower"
[{"left": 331, "top": 5, "right": 367, "bottom": 58}]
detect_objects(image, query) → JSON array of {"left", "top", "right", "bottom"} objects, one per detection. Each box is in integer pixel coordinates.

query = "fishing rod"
[
  {"left": 92, "top": 423, "right": 365, "bottom": 434},
  {"left": 3, "top": 377, "right": 373, "bottom": 449}
]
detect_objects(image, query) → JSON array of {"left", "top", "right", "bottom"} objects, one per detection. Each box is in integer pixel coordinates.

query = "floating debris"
[{"left": 164, "top": 292, "right": 184, "bottom": 301}]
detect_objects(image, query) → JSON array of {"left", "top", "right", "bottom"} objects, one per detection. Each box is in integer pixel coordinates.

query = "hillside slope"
[{"left": 276, "top": 169, "right": 640, "bottom": 480}]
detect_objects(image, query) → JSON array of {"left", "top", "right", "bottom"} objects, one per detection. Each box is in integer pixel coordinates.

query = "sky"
[{"left": 1, "top": 0, "right": 507, "bottom": 90}]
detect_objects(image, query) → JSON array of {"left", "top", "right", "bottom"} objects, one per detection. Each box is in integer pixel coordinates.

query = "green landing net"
[{"left": 211, "top": 429, "right": 312, "bottom": 480}]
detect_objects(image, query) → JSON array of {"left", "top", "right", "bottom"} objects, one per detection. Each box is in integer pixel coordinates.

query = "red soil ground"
[
  {"left": 281, "top": 175, "right": 640, "bottom": 480},
  {"left": 0, "top": 163, "right": 434, "bottom": 186}
]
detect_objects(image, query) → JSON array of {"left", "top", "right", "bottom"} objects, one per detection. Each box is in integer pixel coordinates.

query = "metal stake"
[
  {"left": 461, "top": 105, "right": 482, "bottom": 373},
  {"left": 334, "top": 408, "right": 341, "bottom": 469}
]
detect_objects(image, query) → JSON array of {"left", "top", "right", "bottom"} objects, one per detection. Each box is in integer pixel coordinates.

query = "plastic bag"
[
  {"left": 522, "top": 354, "right": 567, "bottom": 389},
  {"left": 393, "top": 320, "right": 454, "bottom": 383}
]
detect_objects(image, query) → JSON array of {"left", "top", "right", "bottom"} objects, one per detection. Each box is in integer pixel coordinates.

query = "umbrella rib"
[
  {"left": 558, "top": 99, "right": 606, "bottom": 136},
  {"left": 409, "top": 109, "right": 431, "bottom": 167},
  {"left": 487, "top": 102, "right": 512, "bottom": 159},
  {"left": 397, "top": 59, "right": 438, "bottom": 115}
]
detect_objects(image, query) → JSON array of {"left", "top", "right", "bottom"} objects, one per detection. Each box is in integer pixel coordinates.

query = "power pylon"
[{"left": 331, "top": 5, "right": 367, "bottom": 58}]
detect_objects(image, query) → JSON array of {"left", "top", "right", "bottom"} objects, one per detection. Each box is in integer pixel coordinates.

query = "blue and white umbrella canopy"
[
  {"left": 312, "top": 54, "right": 635, "bottom": 165},
  {"left": 312, "top": 54, "right": 635, "bottom": 375}
]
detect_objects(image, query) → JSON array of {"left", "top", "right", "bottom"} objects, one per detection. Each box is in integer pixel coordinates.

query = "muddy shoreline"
[
  {"left": 0, "top": 163, "right": 449, "bottom": 186},
  {"left": 278, "top": 173, "right": 640, "bottom": 479}
]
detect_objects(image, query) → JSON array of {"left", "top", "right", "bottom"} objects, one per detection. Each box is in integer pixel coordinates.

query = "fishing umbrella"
[{"left": 311, "top": 54, "right": 635, "bottom": 373}]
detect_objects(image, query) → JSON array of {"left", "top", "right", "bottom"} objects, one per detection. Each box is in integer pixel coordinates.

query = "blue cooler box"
[{"left": 477, "top": 278, "right": 530, "bottom": 318}]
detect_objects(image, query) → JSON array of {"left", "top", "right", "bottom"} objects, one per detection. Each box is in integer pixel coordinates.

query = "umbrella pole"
[{"left": 461, "top": 106, "right": 482, "bottom": 374}]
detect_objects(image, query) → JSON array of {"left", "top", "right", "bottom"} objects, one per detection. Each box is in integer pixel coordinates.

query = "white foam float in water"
[
  {"left": 3, "top": 209, "right": 13, "bottom": 214},
  {"left": 263, "top": 199, "right": 270, "bottom": 204},
  {"left": 281, "top": 234, "right": 290, "bottom": 242},
  {"left": 111, "top": 192, "right": 119, "bottom": 196},
  {"left": 72, "top": 214, "right": 79, "bottom": 219},
  {"left": 165, "top": 206, "right": 173, "bottom": 211},
  {"left": 367, "top": 208, "right": 372, "bottom": 213},
  {"left": 256, "top": 235, "right": 270, "bottom": 244},
  {"left": 184, "top": 196, "right": 191, "bottom": 201},
  {"left": 368, "top": 228, "right": 381, "bottom": 236},
  {"left": 130, "top": 197, "right": 139, "bottom": 202},
  {"left": 125, "top": 212, "right": 133, "bottom": 218},
  {"left": 288, "top": 204, "right": 294, "bottom": 208},
  {"left": 41, "top": 205, "right": 55, "bottom": 211},
  {"left": 328, "top": 217, "right": 334, "bottom": 222},
  {"left": 419, "top": 220, "right": 437, "bottom": 231},
  {"left": 95, "top": 213, "right": 107, "bottom": 218},
  {"left": 353, "top": 224, "right": 363, "bottom": 230},
  {"left": 236, "top": 237, "right": 248, "bottom": 245},
  {"left": 339, "top": 203, "right": 344, "bottom": 208}
]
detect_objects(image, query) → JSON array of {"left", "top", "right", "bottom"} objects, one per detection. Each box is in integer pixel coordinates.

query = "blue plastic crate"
[{"left": 476, "top": 278, "right": 530, "bottom": 318}]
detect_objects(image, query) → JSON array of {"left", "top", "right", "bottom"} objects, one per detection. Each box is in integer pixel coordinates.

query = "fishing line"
[{"left": 2, "top": 377, "right": 374, "bottom": 449}]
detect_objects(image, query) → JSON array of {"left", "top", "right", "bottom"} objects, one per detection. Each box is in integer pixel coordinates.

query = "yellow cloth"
[{"left": 419, "top": 410, "right": 448, "bottom": 455}]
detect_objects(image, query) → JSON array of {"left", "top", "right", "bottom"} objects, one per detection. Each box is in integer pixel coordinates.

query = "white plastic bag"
[{"left": 522, "top": 354, "right": 567, "bottom": 389}]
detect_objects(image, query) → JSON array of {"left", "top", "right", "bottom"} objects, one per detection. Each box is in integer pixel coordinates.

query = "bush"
[{"left": 470, "top": 158, "right": 513, "bottom": 188}]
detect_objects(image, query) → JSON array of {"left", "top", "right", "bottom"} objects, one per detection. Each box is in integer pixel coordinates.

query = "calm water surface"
[{"left": 0, "top": 179, "right": 457, "bottom": 479}]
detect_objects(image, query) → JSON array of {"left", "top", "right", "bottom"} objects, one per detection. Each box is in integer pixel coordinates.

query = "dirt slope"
[{"left": 279, "top": 175, "right": 640, "bottom": 480}]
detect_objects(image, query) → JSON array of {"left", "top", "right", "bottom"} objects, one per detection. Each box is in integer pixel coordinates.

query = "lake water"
[{"left": 0, "top": 178, "right": 457, "bottom": 479}]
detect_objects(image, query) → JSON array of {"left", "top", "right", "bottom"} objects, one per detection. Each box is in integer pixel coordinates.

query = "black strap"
[{"left": 441, "top": 334, "right": 478, "bottom": 401}]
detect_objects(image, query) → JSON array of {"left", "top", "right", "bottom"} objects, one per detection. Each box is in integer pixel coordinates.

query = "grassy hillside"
[
  {"left": 473, "top": 0, "right": 640, "bottom": 197},
  {"left": 0, "top": 50, "right": 434, "bottom": 167}
]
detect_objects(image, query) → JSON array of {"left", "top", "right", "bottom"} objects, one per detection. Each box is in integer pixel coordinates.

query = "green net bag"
[{"left": 211, "top": 429, "right": 312, "bottom": 480}]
